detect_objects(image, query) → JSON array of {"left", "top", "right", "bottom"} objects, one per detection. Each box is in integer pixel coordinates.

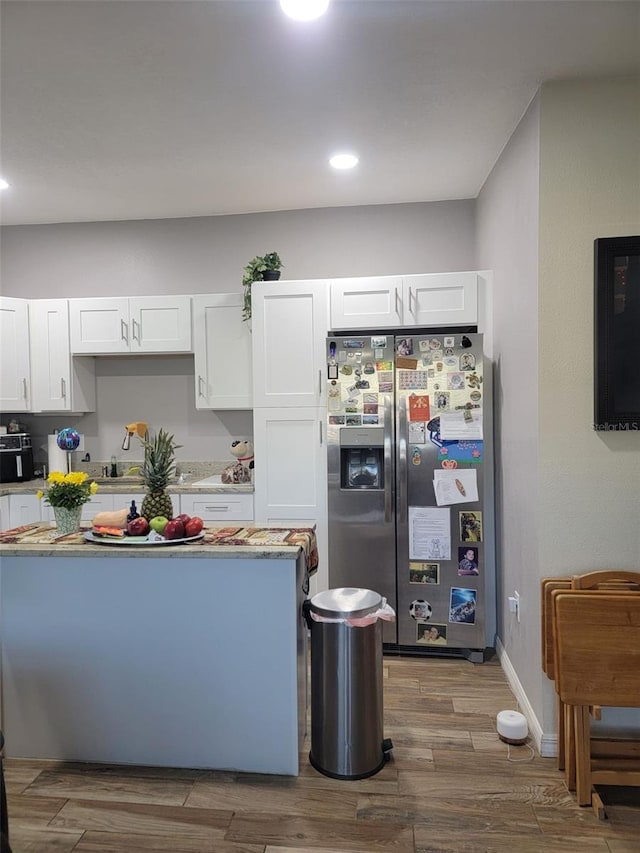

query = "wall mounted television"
[{"left": 594, "top": 235, "right": 640, "bottom": 430}]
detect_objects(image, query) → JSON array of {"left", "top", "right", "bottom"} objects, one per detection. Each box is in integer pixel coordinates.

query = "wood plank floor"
[{"left": 4, "top": 656, "right": 639, "bottom": 852}]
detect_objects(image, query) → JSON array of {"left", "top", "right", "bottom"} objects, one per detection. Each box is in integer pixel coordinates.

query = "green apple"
[{"left": 149, "top": 516, "right": 169, "bottom": 534}]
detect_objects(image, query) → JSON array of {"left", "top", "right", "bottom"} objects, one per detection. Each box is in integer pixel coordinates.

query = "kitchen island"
[{"left": 0, "top": 524, "right": 316, "bottom": 776}]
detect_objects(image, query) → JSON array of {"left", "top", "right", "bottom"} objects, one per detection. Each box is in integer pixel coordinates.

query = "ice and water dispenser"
[{"left": 339, "top": 428, "right": 384, "bottom": 490}]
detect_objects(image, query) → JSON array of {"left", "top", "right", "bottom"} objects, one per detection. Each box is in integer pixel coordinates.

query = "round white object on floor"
[{"left": 497, "top": 710, "right": 528, "bottom": 744}]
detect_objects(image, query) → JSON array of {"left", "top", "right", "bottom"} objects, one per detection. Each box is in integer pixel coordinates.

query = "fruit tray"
[{"left": 83, "top": 531, "right": 205, "bottom": 547}]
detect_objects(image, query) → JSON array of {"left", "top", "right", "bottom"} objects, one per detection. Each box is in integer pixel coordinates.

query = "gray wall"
[
  {"left": 1, "top": 200, "right": 476, "bottom": 466},
  {"left": 1, "top": 200, "right": 475, "bottom": 298},
  {"left": 476, "top": 96, "right": 543, "bottom": 722}
]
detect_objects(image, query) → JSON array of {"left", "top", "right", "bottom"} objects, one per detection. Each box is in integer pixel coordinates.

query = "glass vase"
[{"left": 53, "top": 505, "right": 83, "bottom": 536}]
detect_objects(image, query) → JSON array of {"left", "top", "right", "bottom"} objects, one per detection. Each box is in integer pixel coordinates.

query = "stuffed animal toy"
[{"left": 221, "top": 439, "right": 254, "bottom": 484}]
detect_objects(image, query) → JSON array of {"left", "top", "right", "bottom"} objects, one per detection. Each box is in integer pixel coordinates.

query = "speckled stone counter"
[
  {"left": 0, "top": 477, "right": 253, "bottom": 498},
  {"left": 0, "top": 524, "right": 311, "bottom": 775}
]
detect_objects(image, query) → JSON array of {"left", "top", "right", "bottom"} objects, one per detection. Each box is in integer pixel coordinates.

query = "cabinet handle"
[
  {"left": 408, "top": 286, "right": 414, "bottom": 315},
  {"left": 132, "top": 318, "right": 140, "bottom": 343},
  {"left": 319, "top": 420, "right": 323, "bottom": 445},
  {"left": 395, "top": 287, "right": 402, "bottom": 319},
  {"left": 198, "top": 375, "right": 206, "bottom": 397},
  {"left": 22, "top": 377, "right": 28, "bottom": 400},
  {"left": 61, "top": 377, "right": 66, "bottom": 398},
  {"left": 318, "top": 369, "right": 322, "bottom": 398},
  {"left": 121, "top": 319, "right": 129, "bottom": 344},
  {"left": 205, "top": 505, "right": 229, "bottom": 511}
]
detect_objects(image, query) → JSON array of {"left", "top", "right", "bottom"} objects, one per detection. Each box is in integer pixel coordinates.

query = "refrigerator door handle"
[
  {"left": 384, "top": 394, "right": 392, "bottom": 523},
  {"left": 398, "top": 395, "right": 407, "bottom": 523}
]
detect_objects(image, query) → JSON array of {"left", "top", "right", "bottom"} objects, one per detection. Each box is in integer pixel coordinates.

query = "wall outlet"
[{"left": 508, "top": 591, "right": 521, "bottom": 622}]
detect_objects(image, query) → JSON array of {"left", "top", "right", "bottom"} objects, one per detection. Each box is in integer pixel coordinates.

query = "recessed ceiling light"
[
  {"left": 280, "top": 0, "right": 330, "bottom": 22},
  {"left": 0, "top": 178, "right": 9, "bottom": 190},
  {"left": 329, "top": 153, "right": 359, "bottom": 171}
]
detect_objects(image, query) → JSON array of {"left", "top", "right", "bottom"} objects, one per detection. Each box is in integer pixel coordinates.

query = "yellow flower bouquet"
[{"left": 37, "top": 471, "right": 99, "bottom": 509}]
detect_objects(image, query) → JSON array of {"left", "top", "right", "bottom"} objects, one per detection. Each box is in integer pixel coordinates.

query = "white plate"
[{"left": 83, "top": 531, "right": 205, "bottom": 547}]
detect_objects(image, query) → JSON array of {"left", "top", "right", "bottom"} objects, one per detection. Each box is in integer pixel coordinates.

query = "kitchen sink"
[{"left": 191, "top": 475, "right": 223, "bottom": 487}]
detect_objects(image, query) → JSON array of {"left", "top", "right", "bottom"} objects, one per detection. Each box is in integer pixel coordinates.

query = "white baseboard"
[{"left": 495, "top": 638, "right": 556, "bottom": 758}]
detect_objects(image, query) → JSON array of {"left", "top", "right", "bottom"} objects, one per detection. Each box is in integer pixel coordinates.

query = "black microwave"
[{"left": 0, "top": 433, "right": 35, "bottom": 483}]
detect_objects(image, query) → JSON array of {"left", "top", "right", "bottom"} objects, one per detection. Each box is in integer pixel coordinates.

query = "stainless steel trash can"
[{"left": 305, "top": 587, "right": 392, "bottom": 779}]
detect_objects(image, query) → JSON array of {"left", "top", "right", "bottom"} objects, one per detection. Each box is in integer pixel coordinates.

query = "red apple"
[
  {"left": 175, "top": 513, "right": 191, "bottom": 526},
  {"left": 163, "top": 518, "right": 185, "bottom": 540},
  {"left": 127, "top": 516, "right": 150, "bottom": 536},
  {"left": 184, "top": 516, "right": 204, "bottom": 537}
]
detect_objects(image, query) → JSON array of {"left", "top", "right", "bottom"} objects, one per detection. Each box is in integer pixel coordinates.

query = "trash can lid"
[{"left": 309, "top": 587, "right": 383, "bottom": 619}]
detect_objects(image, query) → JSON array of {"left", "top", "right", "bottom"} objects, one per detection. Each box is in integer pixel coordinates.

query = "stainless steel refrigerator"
[{"left": 326, "top": 332, "right": 494, "bottom": 661}]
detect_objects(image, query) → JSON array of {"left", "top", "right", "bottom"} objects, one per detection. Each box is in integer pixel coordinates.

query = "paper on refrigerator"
[
  {"left": 433, "top": 469, "right": 478, "bottom": 506},
  {"left": 408, "top": 506, "right": 451, "bottom": 561},
  {"left": 438, "top": 409, "right": 483, "bottom": 440}
]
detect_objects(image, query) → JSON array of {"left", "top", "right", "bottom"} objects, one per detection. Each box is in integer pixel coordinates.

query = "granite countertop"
[
  {"left": 0, "top": 476, "right": 253, "bottom": 498},
  {"left": 0, "top": 524, "right": 318, "bottom": 570}
]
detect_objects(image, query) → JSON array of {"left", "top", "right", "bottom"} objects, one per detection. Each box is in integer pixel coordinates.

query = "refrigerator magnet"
[
  {"left": 397, "top": 338, "right": 413, "bottom": 356},
  {"left": 408, "top": 422, "right": 426, "bottom": 444},
  {"left": 371, "top": 336, "right": 387, "bottom": 348},
  {"left": 343, "top": 339, "right": 365, "bottom": 348},
  {"left": 448, "top": 373, "right": 465, "bottom": 391},
  {"left": 428, "top": 338, "right": 441, "bottom": 350},
  {"left": 396, "top": 356, "right": 419, "bottom": 370},
  {"left": 459, "top": 511, "right": 483, "bottom": 542},
  {"left": 419, "top": 339, "right": 430, "bottom": 353},
  {"left": 460, "top": 353, "right": 476, "bottom": 371},
  {"left": 435, "top": 392, "right": 450, "bottom": 411},
  {"left": 408, "top": 394, "right": 430, "bottom": 421},
  {"left": 411, "top": 447, "right": 422, "bottom": 465},
  {"left": 410, "top": 561, "right": 440, "bottom": 584},
  {"left": 444, "top": 336, "right": 455, "bottom": 348},
  {"left": 341, "top": 364, "right": 353, "bottom": 375},
  {"left": 409, "top": 599, "right": 432, "bottom": 621},
  {"left": 417, "top": 623, "right": 447, "bottom": 645},
  {"left": 374, "top": 348, "right": 384, "bottom": 359},
  {"left": 449, "top": 588, "right": 477, "bottom": 624},
  {"left": 346, "top": 415, "right": 362, "bottom": 426},
  {"left": 458, "top": 546, "right": 480, "bottom": 576}
]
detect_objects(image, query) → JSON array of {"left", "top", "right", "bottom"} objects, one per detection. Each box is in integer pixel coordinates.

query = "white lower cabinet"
[
  {"left": 253, "top": 407, "right": 328, "bottom": 592},
  {"left": 41, "top": 493, "right": 146, "bottom": 524},
  {"left": 0, "top": 495, "right": 11, "bottom": 530},
  {"left": 8, "top": 494, "right": 42, "bottom": 529},
  {"left": 179, "top": 492, "right": 254, "bottom": 523}
]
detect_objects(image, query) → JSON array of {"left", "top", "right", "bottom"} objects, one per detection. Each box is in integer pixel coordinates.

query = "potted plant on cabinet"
[{"left": 242, "top": 251, "right": 283, "bottom": 323}]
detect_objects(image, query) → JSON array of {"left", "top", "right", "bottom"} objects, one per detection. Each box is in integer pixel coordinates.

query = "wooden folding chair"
[
  {"left": 542, "top": 572, "right": 640, "bottom": 783},
  {"left": 554, "top": 591, "right": 640, "bottom": 816}
]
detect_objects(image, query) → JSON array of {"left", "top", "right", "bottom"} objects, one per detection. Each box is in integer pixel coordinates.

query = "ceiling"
[{"left": 1, "top": 0, "right": 638, "bottom": 226}]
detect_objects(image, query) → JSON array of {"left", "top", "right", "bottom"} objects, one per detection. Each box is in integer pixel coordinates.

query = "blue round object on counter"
[{"left": 56, "top": 428, "right": 81, "bottom": 451}]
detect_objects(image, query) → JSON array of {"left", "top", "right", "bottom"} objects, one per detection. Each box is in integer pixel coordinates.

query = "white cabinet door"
[
  {"left": 9, "top": 494, "right": 42, "bottom": 528},
  {"left": 70, "top": 296, "right": 191, "bottom": 354},
  {"left": 193, "top": 294, "right": 252, "bottom": 409},
  {"left": 253, "top": 407, "right": 328, "bottom": 591},
  {"left": 252, "top": 280, "right": 329, "bottom": 408},
  {"left": 253, "top": 407, "right": 326, "bottom": 523},
  {"left": 330, "top": 276, "right": 403, "bottom": 330},
  {"left": 403, "top": 272, "right": 478, "bottom": 327},
  {"left": 69, "top": 298, "right": 130, "bottom": 354},
  {"left": 0, "top": 495, "right": 9, "bottom": 531},
  {"left": 29, "top": 299, "right": 96, "bottom": 413},
  {"left": 129, "top": 296, "right": 192, "bottom": 353},
  {"left": 179, "top": 492, "right": 254, "bottom": 522},
  {"left": 0, "top": 297, "right": 31, "bottom": 411}
]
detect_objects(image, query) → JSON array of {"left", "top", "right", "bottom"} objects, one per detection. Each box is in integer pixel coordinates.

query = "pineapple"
[{"left": 140, "top": 428, "right": 181, "bottom": 521}]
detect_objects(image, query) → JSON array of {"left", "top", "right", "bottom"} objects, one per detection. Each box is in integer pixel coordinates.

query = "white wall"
[{"left": 476, "top": 96, "right": 542, "bottom": 719}]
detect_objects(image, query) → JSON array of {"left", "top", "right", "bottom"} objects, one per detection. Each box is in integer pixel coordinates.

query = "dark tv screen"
[{"left": 594, "top": 235, "right": 640, "bottom": 429}]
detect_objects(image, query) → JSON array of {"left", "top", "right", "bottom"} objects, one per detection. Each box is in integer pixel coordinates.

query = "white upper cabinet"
[
  {"left": 69, "top": 296, "right": 192, "bottom": 354},
  {"left": 192, "top": 293, "right": 252, "bottom": 410},
  {"left": 403, "top": 272, "right": 478, "bottom": 327},
  {"left": 252, "top": 279, "right": 329, "bottom": 408},
  {"left": 0, "top": 297, "right": 31, "bottom": 411},
  {"left": 29, "top": 299, "right": 96, "bottom": 413},
  {"left": 330, "top": 272, "right": 478, "bottom": 329},
  {"left": 330, "top": 276, "right": 403, "bottom": 329}
]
